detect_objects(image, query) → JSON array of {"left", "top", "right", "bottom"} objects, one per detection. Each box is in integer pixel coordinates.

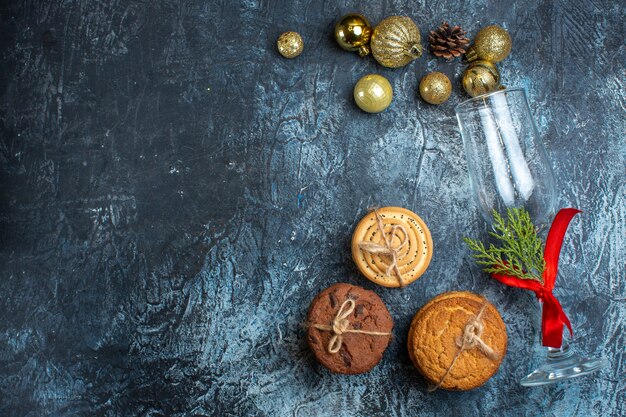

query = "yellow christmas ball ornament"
[
  {"left": 277, "top": 31, "right": 304, "bottom": 58},
  {"left": 462, "top": 60, "right": 501, "bottom": 97},
  {"left": 334, "top": 13, "right": 372, "bottom": 57},
  {"left": 466, "top": 25, "right": 512, "bottom": 63},
  {"left": 354, "top": 74, "right": 393, "bottom": 113},
  {"left": 370, "top": 16, "right": 422, "bottom": 68},
  {"left": 419, "top": 72, "right": 452, "bottom": 105}
]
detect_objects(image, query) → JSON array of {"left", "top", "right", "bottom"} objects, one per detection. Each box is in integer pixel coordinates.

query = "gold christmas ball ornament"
[
  {"left": 370, "top": 16, "right": 422, "bottom": 68},
  {"left": 353, "top": 74, "right": 393, "bottom": 113},
  {"left": 419, "top": 72, "right": 452, "bottom": 105},
  {"left": 334, "top": 13, "right": 372, "bottom": 57},
  {"left": 277, "top": 31, "right": 304, "bottom": 58},
  {"left": 462, "top": 60, "right": 501, "bottom": 97},
  {"left": 466, "top": 25, "right": 512, "bottom": 63}
]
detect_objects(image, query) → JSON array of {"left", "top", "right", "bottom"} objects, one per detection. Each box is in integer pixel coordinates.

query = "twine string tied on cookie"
[
  {"left": 428, "top": 302, "right": 500, "bottom": 392},
  {"left": 311, "top": 299, "right": 392, "bottom": 354},
  {"left": 358, "top": 210, "right": 409, "bottom": 286}
]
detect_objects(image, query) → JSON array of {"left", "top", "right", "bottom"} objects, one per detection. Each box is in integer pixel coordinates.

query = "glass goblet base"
[{"left": 520, "top": 340, "right": 608, "bottom": 386}]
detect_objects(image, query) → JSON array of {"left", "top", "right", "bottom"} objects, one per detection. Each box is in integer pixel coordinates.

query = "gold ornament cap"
[
  {"left": 334, "top": 13, "right": 372, "bottom": 57},
  {"left": 352, "top": 207, "right": 433, "bottom": 288},
  {"left": 277, "top": 31, "right": 304, "bottom": 59},
  {"left": 462, "top": 60, "right": 501, "bottom": 97},
  {"left": 419, "top": 72, "right": 452, "bottom": 105},
  {"left": 466, "top": 25, "right": 511, "bottom": 63},
  {"left": 353, "top": 74, "right": 393, "bottom": 113}
]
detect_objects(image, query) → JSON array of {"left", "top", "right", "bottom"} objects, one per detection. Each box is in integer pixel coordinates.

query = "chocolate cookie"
[
  {"left": 351, "top": 207, "right": 433, "bottom": 288},
  {"left": 407, "top": 291, "right": 507, "bottom": 390},
  {"left": 307, "top": 283, "right": 393, "bottom": 374}
]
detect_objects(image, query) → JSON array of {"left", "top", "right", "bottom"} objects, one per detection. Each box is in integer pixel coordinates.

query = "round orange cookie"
[
  {"left": 407, "top": 291, "right": 507, "bottom": 390},
  {"left": 351, "top": 207, "right": 433, "bottom": 287}
]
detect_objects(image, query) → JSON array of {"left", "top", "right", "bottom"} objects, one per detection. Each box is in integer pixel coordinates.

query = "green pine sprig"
[{"left": 464, "top": 208, "right": 545, "bottom": 283}]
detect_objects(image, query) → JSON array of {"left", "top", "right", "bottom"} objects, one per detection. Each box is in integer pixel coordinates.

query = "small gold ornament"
[
  {"left": 466, "top": 25, "right": 511, "bottom": 63},
  {"left": 334, "top": 13, "right": 372, "bottom": 57},
  {"left": 277, "top": 31, "right": 304, "bottom": 59},
  {"left": 353, "top": 74, "right": 393, "bottom": 113},
  {"left": 370, "top": 16, "right": 422, "bottom": 68},
  {"left": 462, "top": 60, "right": 501, "bottom": 97},
  {"left": 419, "top": 72, "right": 452, "bottom": 105}
]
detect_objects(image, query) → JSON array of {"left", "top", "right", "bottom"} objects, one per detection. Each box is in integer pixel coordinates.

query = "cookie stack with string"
[
  {"left": 304, "top": 205, "right": 508, "bottom": 391},
  {"left": 351, "top": 207, "right": 433, "bottom": 288}
]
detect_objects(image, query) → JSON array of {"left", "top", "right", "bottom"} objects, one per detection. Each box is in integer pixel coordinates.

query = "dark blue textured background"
[{"left": 0, "top": 1, "right": 624, "bottom": 416}]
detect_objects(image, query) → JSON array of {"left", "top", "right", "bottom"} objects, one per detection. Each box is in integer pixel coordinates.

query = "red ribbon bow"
[{"left": 492, "top": 208, "right": 580, "bottom": 348}]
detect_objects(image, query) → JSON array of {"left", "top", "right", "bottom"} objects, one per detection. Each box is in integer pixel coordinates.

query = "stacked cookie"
[
  {"left": 351, "top": 206, "right": 433, "bottom": 288},
  {"left": 307, "top": 283, "right": 393, "bottom": 374},
  {"left": 407, "top": 291, "right": 507, "bottom": 390}
]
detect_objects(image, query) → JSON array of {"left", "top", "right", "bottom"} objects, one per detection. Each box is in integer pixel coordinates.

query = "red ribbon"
[{"left": 492, "top": 208, "right": 580, "bottom": 348}]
